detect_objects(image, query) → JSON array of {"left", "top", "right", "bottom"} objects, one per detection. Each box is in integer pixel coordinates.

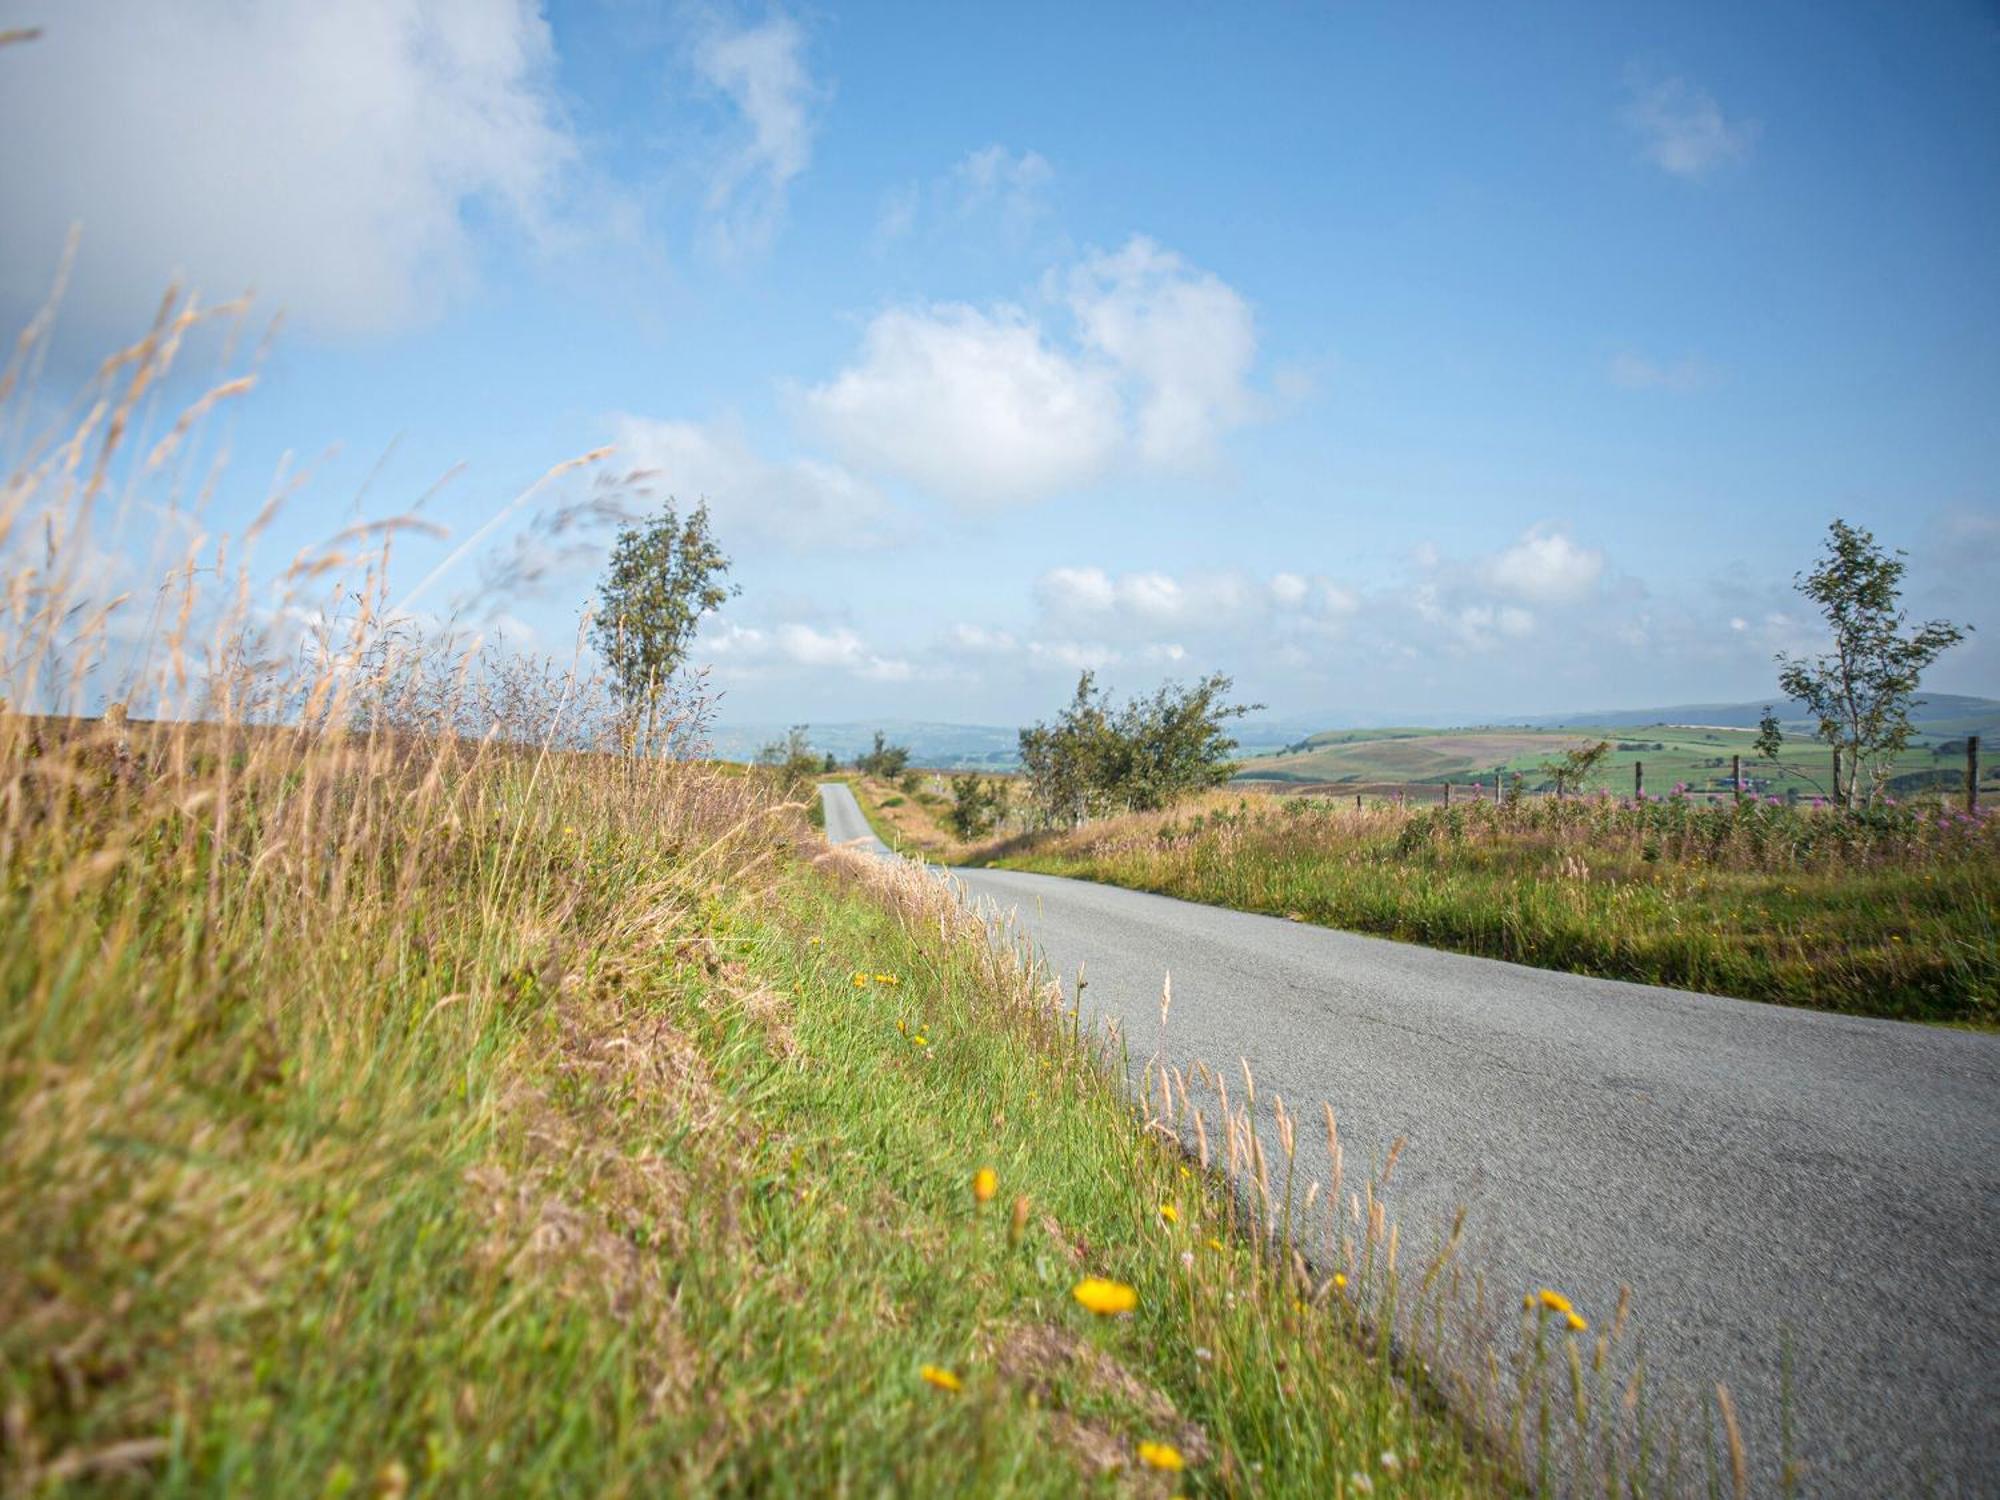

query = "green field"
[{"left": 1235, "top": 721, "right": 1993, "bottom": 802}]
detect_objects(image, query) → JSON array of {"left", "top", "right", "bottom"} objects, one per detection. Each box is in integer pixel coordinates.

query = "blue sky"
[{"left": 2, "top": 0, "right": 1995, "bottom": 728}]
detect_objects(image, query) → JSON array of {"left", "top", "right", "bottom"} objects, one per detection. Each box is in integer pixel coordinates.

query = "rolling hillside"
[{"left": 1234, "top": 708, "right": 1997, "bottom": 798}]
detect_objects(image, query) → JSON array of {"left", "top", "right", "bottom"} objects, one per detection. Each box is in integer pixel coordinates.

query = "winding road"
[{"left": 821, "top": 782, "right": 2000, "bottom": 1495}]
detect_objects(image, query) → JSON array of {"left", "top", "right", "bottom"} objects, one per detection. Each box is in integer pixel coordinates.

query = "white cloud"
[
  {"left": 951, "top": 145, "right": 1054, "bottom": 229},
  {"left": 1027, "top": 640, "right": 1123, "bottom": 671},
  {"left": 876, "top": 144, "right": 1054, "bottom": 248},
  {"left": 0, "top": 0, "right": 576, "bottom": 337},
  {"left": 1034, "top": 566, "right": 1263, "bottom": 632},
  {"left": 702, "top": 616, "right": 910, "bottom": 682},
  {"left": 1412, "top": 588, "right": 1538, "bottom": 653},
  {"left": 1480, "top": 527, "right": 1605, "bottom": 605},
  {"left": 949, "top": 623, "right": 1017, "bottom": 652},
  {"left": 1270, "top": 572, "right": 1311, "bottom": 608},
  {"left": 1609, "top": 352, "right": 1711, "bottom": 391},
  {"left": 1066, "top": 237, "right": 1257, "bottom": 467},
  {"left": 1624, "top": 76, "right": 1758, "bottom": 180},
  {"left": 695, "top": 14, "right": 819, "bottom": 260},
  {"left": 804, "top": 235, "right": 1261, "bottom": 508},
  {"left": 609, "top": 414, "right": 887, "bottom": 550},
  {"left": 804, "top": 303, "right": 1124, "bottom": 507}
]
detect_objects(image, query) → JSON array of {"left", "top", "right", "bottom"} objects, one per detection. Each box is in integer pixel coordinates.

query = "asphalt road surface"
[{"left": 818, "top": 783, "right": 2000, "bottom": 1495}]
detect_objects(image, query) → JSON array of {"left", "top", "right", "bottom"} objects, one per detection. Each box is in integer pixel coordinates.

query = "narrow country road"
[{"left": 820, "top": 783, "right": 2000, "bottom": 1495}]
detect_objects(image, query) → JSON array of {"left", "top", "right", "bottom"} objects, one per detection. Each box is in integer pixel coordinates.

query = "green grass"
[
  {"left": 989, "top": 792, "right": 1999, "bottom": 1025},
  {"left": 1236, "top": 723, "right": 1990, "bottom": 802},
  {"left": 0, "top": 722, "right": 1504, "bottom": 1495}
]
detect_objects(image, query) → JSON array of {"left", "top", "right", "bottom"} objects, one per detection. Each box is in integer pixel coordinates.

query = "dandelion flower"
[
  {"left": 852, "top": 973, "right": 869, "bottom": 987},
  {"left": 913, "top": 1035, "right": 929, "bottom": 1047},
  {"left": 1071, "top": 1277, "right": 1138, "bottom": 1316},
  {"left": 1136, "top": 1441, "right": 1185, "bottom": 1471},
  {"left": 1565, "top": 1310, "right": 1589, "bottom": 1333},
  {"left": 1159, "top": 1204, "right": 1179, "bottom": 1224},
  {"left": 972, "top": 1167, "right": 998, "bottom": 1204},
  {"left": 919, "top": 1364, "right": 962, "bottom": 1393},
  {"left": 1205, "top": 1237, "right": 1224, "bottom": 1252},
  {"left": 1535, "top": 1288, "right": 1573, "bottom": 1315}
]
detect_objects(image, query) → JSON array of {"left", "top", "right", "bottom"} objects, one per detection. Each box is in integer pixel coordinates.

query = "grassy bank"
[
  {"left": 974, "top": 791, "right": 1999, "bottom": 1025},
  {"left": 0, "top": 712, "right": 1517, "bottom": 1495}
]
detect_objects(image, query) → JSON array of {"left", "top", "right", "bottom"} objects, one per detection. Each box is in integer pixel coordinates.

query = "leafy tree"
[
  {"left": 1018, "top": 673, "right": 1120, "bottom": 828},
  {"left": 1774, "top": 520, "right": 1968, "bottom": 806},
  {"left": 592, "top": 500, "right": 736, "bottom": 750},
  {"left": 756, "top": 725, "right": 824, "bottom": 789},
  {"left": 855, "top": 730, "right": 911, "bottom": 779},
  {"left": 1537, "top": 740, "right": 1611, "bottom": 798},
  {"left": 1110, "top": 673, "right": 1261, "bottom": 812},
  {"left": 1018, "top": 672, "right": 1258, "bottom": 827},
  {"left": 947, "top": 773, "right": 1008, "bottom": 839}
]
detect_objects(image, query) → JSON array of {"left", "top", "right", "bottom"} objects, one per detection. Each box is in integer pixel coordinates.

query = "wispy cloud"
[
  {"left": 1624, "top": 75, "right": 1758, "bottom": 180},
  {"left": 695, "top": 13, "right": 820, "bottom": 260},
  {"left": 609, "top": 414, "right": 889, "bottom": 551},
  {"left": 874, "top": 144, "right": 1055, "bottom": 250}
]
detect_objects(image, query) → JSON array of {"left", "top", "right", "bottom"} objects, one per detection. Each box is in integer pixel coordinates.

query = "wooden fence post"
[
  {"left": 1443, "top": 781, "right": 1451, "bottom": 807},
  {"left": 1634, "top": 760, "right": 1643, "bottom": 801},
  {"left": 1732, "top": 753, "right": 1742, "bottom": 803},
  {"left": 1970, "top": 735, "right": 1981, "bottom": 813},
  {"left": 1832, "top": 746, "right": 1842, "bottom": 807},
  {"left": 1354, "top": 793, "right": 1361, "bottom": 813}
]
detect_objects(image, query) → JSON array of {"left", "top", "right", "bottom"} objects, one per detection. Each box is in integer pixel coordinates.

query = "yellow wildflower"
[
  {"left": 913, "top": 1035, "right": 929, "bottom": 1047},
  {"left": 808, "top": 936, "right": 821, "bottom": 947},
  {"left": 1136, "top": 1441, "right": 1185, "bottom": 1471},
  {"left": 852, "top": 973, "right": 869, "bottom": 987},
  {"left": 1333, "top": 1272, "right": 1347, "bottom": 1289},
  {"left": 919, "top": 1364, "right": 962, "bottom": 1393},
  {"left": 972, "top": 1167, "right": 998, "bottom": 1204},
  {"left": 876, "top": 972, "right": 895, "bottom": 983},
  {"left": 1205, "top": 1237, "right": 1224, "bottom": 1252},
  {"left": 1071, "top": 1277, "right": 1138, "bottom": 1316},
  {"left": 1159, "top": 1204, "right": 1179, "bottom": 1224},
  {"left": 1565, "top": 1310, "right": 1589, "bottom": 1333},
  {"left": 1535, "top": 1289, "right": 1574, "bottom": 1315}
]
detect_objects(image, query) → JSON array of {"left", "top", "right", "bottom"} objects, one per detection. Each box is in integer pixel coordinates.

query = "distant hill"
[
  {"left": 1513, "top": 694, "right": 2000, "bottom": 737},
  {"left": 1234, "top": 693, "right": 2000, "bottom": 796},
  {"left": 707, "top": 720, "right": 1022, "bottom": 769},
  {"left": 711, "top": 695, "right": 1999, "bottom": 775},
  {"left": 709, "top": 713, "right": 1324, "bottom": 770}
]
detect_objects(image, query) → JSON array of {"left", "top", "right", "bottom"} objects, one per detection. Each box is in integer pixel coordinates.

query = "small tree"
[
  {"left": 592, "top": 500, "right": 736, "bottom": 751},
  {"left": 1774, "top": 519, "right": 1968, "bottom": 806},
  {"left": 947, "top": 773, "right": 1007, "bottom": 839},
  {"left": 855, "top": 730, "right": 911, "bottom": 779},
  {"left": 756, "top": 725, "right": 824, "bottom": 789},
  {"left": 1018, "top": 672, "right": 1120, "bottom": 828},
  {"left": 1017, "top": 671, "right": 1258, "bottom": 826},
  {"left": 1538, "top": 740, "right": 1611, "bottom": 799}
]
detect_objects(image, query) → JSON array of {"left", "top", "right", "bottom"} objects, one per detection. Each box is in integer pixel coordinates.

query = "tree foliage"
[
  {"left": 1773, "top": 519, "right": 1968, "bottom": 806},
  {"left": 1537, "top": 739, "right": 1611, "bottom": 798},
  {"left": 755, "top": 724, "right": 824, "bottom": 789},
  {"left": 1018, "top": 672, "right": 1259, "bottom": 827},
  {"left": 592, "top": 500, "right": 736, "bottom": 746},
  {"left": 855, "top": 731, "right": 911, "bottom": 779},
  {"left": 947, "top": 773, "right": 1008, "bottom": 839}
]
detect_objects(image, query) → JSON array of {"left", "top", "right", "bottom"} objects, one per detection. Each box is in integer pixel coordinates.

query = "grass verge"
[
  {"left": 0, "top": 720, "right": 1503, "bottom": 1495},
  {"left": 969, "top": 791, "right": 1999, "bottom": 1025}
]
